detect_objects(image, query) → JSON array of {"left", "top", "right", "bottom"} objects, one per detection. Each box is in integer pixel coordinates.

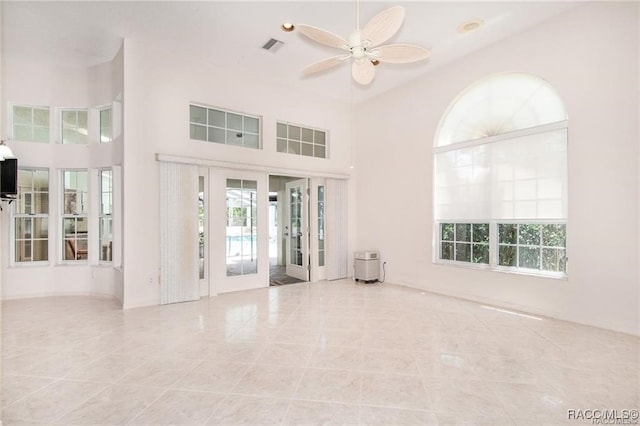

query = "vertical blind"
[
  {"left": 326, "top": 178, "right": 348, "bottom": 280},
  {"left": 159, "top": 161, "right": 200, "bottom": 304}
]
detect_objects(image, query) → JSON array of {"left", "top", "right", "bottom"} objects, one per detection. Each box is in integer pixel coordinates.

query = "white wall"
[
  {"left": 122, "top": 41, "right": 354, "bottom": 308},
  {"left": 1, "top": 45, "right": 125, "bottom": 301},
  {"left": 354, "top": 2, "right": 639, "bottom": 335}
]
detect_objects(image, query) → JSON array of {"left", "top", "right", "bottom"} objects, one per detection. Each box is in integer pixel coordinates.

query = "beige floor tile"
[
  {"left": 232, "top": 365, "right": 305, "bottom": 398},
  {"left": 205, "top": 394, "right": 290, "bottom": 425},
  {"left": 295, "top": 368, "right": 362, "bottom": 404},
  {"left": 360, "top": 405, "right": 439, "bottom": 425},
  {"left": 130, "top": 389, "right": 225, "bottom": 425},
  {"left": 117, "top": 356, "right": 198, "bottom": 387},
  {"left": 283, "top": 400, "right": 360, "bottom": 426},
  {"left": 254, "top": 342, "right": 315, "bottom": 367},
  {"left": 56, "top": 384, "right": 164, "bottom": 425},
  {"left": 172, "top": 360, "right": 250, "bottom": 393},
  {"left": 2, "top": 379, "right": 108, "bottom": 424},
  {"left": 361, "top": 372, "right": 432, "bottom": 410},
  {"left": 1, "top": 375, "right": 55, "bottom": 408}
]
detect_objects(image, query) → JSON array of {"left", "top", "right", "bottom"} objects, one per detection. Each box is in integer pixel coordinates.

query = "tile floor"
[{"left": 1, "top": 280, "right": 638, "bottom": 425}]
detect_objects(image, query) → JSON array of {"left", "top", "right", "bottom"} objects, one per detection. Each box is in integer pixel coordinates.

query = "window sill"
[{"left": 433, "top": 260, "right": 568, "bottom": 280}]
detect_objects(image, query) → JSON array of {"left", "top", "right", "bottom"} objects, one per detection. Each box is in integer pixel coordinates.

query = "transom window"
[
  {"left": 434, "top": 72, "right": 568, "bottom": 277},
  {"left": 61, "top": 109, "right": 88, "bottom": 144},
  {"left": 12, "top": 105, "right": 50, "bottom": 143},
  {"left": 276, "top": 122, "right": 327, "bottom": 158},
  {"left": 190, "top": 104, "right": 260, "bottom": 149}
]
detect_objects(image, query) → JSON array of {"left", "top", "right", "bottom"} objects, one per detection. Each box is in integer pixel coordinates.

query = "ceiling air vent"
[{"left": 262, "top": 38, "right": 284, "bottom": 52}]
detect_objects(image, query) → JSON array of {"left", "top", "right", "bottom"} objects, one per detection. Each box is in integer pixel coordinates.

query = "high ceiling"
[{"left": 2, "top": 1, "right": 582, "bottom": 103}]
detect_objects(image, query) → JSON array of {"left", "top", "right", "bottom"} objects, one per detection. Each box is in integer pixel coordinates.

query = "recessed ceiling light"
[
  {"left": 281, "top": 22, "right": 295, "bottom": 32},
  {"left": 457, "top": 18, "right": 484, "bottom": 34},
  {"left": 371, "top": 59, "right": 380, "bottom": 66}
]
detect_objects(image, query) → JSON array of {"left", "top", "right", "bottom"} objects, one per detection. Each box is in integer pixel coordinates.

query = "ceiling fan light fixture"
[
  {"left": 457, "top": 18, "right": 484, "bottom": 34},
  {"left": 371, "top": 59, "right": 380, "bottom": 66},
  {"left": 281, "top": 22, "right": 295, "bottom": 32}
]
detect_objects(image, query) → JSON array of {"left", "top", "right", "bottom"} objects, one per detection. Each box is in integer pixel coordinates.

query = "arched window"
[{"left": 434, "top": 72, "right": 568, "bottom": 276}]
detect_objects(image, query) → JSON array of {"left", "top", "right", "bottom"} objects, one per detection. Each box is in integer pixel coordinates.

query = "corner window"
[
  {"left": 62, "top": 170, "right": 88, "bottom": 261},
  {"left": 276, "top": 122, "right": 327, "bottom": 158},
  {"left": 99, "top": 107, "right": 113, "bottom": 143},
  {"left": 14, "top": 169, "right": 49, "bottom": 263},
  {"left": 189, "top": 104, "right": 260, "bottom": 149},
  {"left": 99, "top": 169, "right": 113, "bottom": 262},
  {"left": 434, "top": 73, "right": 568, "bottom": 277},
  {"left": 12, "top": 105, "right": 50, "bottom": 143}
]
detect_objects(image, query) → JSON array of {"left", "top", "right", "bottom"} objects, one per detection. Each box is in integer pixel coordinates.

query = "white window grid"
[
  {"left": 61, "top": 169, "right": 89, "bottom": 262},
  {"left": 99, "top": 169, "right": 113, "bottom": 262},
  {"left": 276, "top": 121, "right": 327, "bottom": 158},
  {"left": 189, "top": 104, "right": 261, "bottom": 149},
  {"left": 435, "top": 220, "right": 568, "bottom": 278},
  {"left": 13, "top": 168, "right": 50, "bottom": 263},
  {"left": 11, "top": 104, "right": 50, "bottom": 143},
  {"left": 60, "top": 109, "right": 89, "bottom": 145}
]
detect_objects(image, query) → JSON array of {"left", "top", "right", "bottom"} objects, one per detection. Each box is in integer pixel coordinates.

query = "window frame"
[
  {"left": 433, "top": 73, "right": 568, "bottom": 279},
  {"left": 12, "top": 168, "right": 50, "bottom": 265},
  {"left": 98, "top": 168, "right": 113, "bottom": 263},
  {"left": 61, "top": 169, "right": 89, "bottom": 263},
  {"left": 276, "top": 121, "right": 328, "bottom": 159},
  {"left": 11, "top": 103, "right": 51, "bottom": 143},
  {"left": 189, "top": 103, "right": 262, "bottom": 149},
  {"left": 99, "top": 106, "right": 113, "bottom": 143},
  {"left": 59, "top": 108, "right": 89, "bottom": 145}
]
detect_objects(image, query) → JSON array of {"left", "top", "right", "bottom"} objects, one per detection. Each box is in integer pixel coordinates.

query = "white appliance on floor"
[{"left": 354, "top": 250, "right": 380, "bottom": 283}]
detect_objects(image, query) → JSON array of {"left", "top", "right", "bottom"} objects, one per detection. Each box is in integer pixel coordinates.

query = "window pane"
[
  {"left": 499, "top": 245, "right": 517, "bottom": 267},
  {"left": 455, "top": 242, "right": 471, "bottom": 262},
  {"left": 301, "top": 143, "right": 313, "bottom": 157},
  {"left": 542, "top": 224, "right": 566, "bottom": 247},
  {"left": 472, "top": 223, "right": 489, "bottom": 243},
  {"left": 226, "top": 179, "right": 257, "bottom": 276},
  {"left": 227, "top": 113, "right": 242, "bottom": 131},
  {"left": 277, "top": 122, "right": 287, "bottom": 138},
  {"left": 15, "top": 240, "right": 32, "bottom": 262},
  {"left": 226, "top": 131, "right": 243, "bottom": 146},
  {"left": 33, "top": 240, "right": 48, "bottom": 261},
  {"left": 518, "top": 224, "right": 541, "bottom": 246},
  {"left": 455, "top": 223, "right": 471, "bottom": 242},
  {"left": 190, "top": 124, "right": 207, "bottom": 141},
  {"left": 34, "top": 218, "right": 48, "bottom": 239},
  {"left": 33, "top": 126, "right": 49, "bottom": 143},
  {"left": 15, "top": 218, "right": 31, "bottom": 239},
  {"left": 34, "top": 170, "right": 49, "bottom": 191},
  {"left": 14, "top": 106, "right": 32, "bottom": 125},
  {"left": 314, "top": 145, "right": 326, "bottom": 158},
  {"left": 13, "top": 125, "right": 32, "bottom": 142},
  {"left": 441, "top": 242, "right": 454, "bottom": 260},
  {"left": 472, "top": 244, "right": 489, "bottom": 264},
  {"left": 301, "top": 128, "right": 314, "bottom": 142},
  {"left": 277, "top": 138, "right": 287, "bottom": 153},
  {"left": 244, "top": 116, "right": 259, "bottom": 133},
  {"left": 519, "top": 246, "right": 540, "bottom": 269},
  {"left": 190, "top": 105, "right": 207, "bottom": 124},
  {"left": 441, "top": 223, "right": 454, "bottom": 241},
  {"left": 208, "top": 127, "right": 225, "bottom": 143},
  {"left": 288, "top": 141, "right": 301, "bottom": 155},
  {"left": 208, "top": 109, "right": 225, "bottom": 127},
  {"left": 244, "top": 134, "right": 259, "bottom": 149},
  {"left": 33, "top": 108, "right": 49, "bottom": 126},
  {"left": 314, "top": 130, "right": 326, "bottom": 145},
  {"left": 289, "top": 126, "right": 301, "bottom": 140},
  {"left": 498, "top": 224, "right": 517, "bottom": 244},
  {"left": 100, "top": 108, "right": 113, "bottom": 143},
  {"left": 542, "top": 248, "right": 566, "bottom": 272}
]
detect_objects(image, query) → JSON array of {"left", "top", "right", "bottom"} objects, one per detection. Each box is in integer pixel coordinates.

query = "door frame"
[{"left": 285, "top": 178, "right": 309, "bottom": 281}]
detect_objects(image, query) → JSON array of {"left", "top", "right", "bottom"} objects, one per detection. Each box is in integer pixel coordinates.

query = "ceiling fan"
[{"left": 291, "top": 2, "right": 430, "bottom": 85}]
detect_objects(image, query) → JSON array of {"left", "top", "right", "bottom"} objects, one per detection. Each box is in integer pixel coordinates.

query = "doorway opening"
[{"left": 268, "top": 175, "right": 308, "bottom": 286}]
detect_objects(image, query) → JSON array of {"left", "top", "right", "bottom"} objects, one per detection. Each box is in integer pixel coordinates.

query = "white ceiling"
[{"left": 1, "top": 1, "right": 583, "bottom": 104}]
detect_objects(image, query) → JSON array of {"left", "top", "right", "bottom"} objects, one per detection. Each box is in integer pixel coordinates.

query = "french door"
[
  {"left": 213, "top": 168, "right": 268, "bottom": 294},
  {"left": 285, "top": 178, "right": 309, "bottom": 281}
]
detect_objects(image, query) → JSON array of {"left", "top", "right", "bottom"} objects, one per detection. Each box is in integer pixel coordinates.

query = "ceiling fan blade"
[
  {"left": 352, "top": 59, "right": 376, "bottom": 85},
  {"left": 296, "top": 24, "right": 349, "bottom": 50},
  {"left": 372, "top": 44, "right": 431, "bottom": 64},
  {"left": 361, "top": 6, "right": 405, "bottom": 48},
  {"left": 302, "top": 54, "right": 351, "bottom": 76}
]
